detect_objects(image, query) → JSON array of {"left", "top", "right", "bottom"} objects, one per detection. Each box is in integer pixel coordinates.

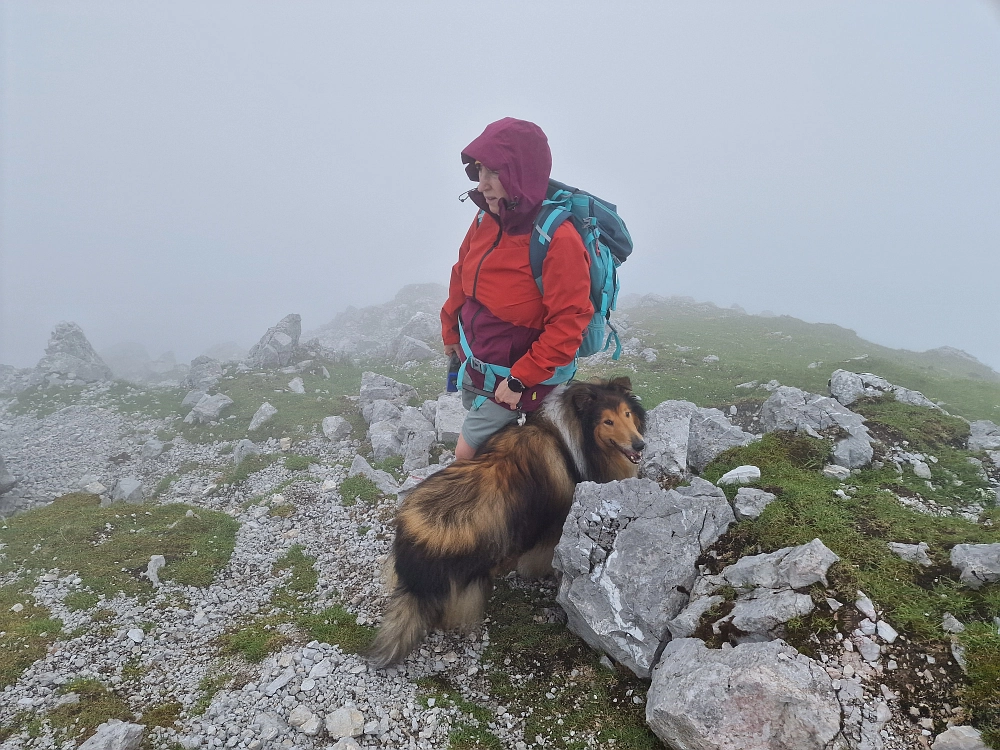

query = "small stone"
[
  {"left": 876, "top": 620, "right": 899, "bottom": 643},
  {"left": 126, "top": 628, "right": 144, "bottom": 643},
  {"left": 325, "top": 707, "right": 365, "bottom": 739},
  {"left": 932, "top": 725, "right": 988, "bottom": 750},
  {"left": 855, "top": 591, "right": 877, "bottom": 620},
  {"left": 288, "top": 377, "right": 305, "bottom": 394},
  {"left": 717, "top": 465, "right": 761, "bottom": 486}
]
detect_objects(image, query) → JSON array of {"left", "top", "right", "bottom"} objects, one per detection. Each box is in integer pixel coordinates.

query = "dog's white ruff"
[{"left": 538, "top": 384, "right": 588, "bottom": 479}]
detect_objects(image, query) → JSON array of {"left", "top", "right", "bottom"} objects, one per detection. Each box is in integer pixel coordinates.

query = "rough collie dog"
[{"left": 367, "top": 376, "right": 646, "bottom": 668}]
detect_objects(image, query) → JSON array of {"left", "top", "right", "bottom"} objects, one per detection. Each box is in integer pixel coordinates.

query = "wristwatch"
[{"left": 506, "top": 376, "right": 525, "bottom": 393}]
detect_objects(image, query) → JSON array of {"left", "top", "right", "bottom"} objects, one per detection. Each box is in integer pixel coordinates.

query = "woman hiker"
[{"left": 441, "top": 117, "right": 594, "bottom": 461}]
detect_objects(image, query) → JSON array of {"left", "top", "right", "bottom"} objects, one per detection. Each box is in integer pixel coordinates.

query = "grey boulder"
[
  {"left": 723, "top": 538, "right": 840, "bottom": 590},
  {"left": 762, "top": 385, "right": 873, "bottom": 469},
  {"left": 391, "top": 335, "right": 436, "bottom": 364},
  {"left": 321, "top": 416, "right": 352, "bottom": 441},
  {"left": 181, "top": 389, "right": 206, "bottom": 408},
  {"left": 951, "top": 543, "right": 1000, "bottom": 589},
  {"left": 246, "top": 313, "right": 301, "bottom": 369},
  {"left": 185, "top": 356, "right": 223, "bottom": 391},
  {"left": 638, "top": 400, "right": 698, "bottom": 481},
  {"left": 733, "top": 487, "right": 777, "bottom": 520},
  {"left": 0, "top": 454, "right": 17, "bottom": 495},
  {"left": 78, "top": 719, "right": 144, "bottom": 750},
  {"left": 348, "top": 455, "right": 398, "bottom": 496},
  {"left": 969, "top": 420, "right": 1000, "bottom": 452},
  {"left": 35, "top": 322, "right": 112, "bottom": 384},
  {"left": 183, "top": 393, "right": 234, "bottom": 424},
  {"left": 888, "top": 541, "right": 932, "bottom": 567},
  {"left": 111, "top": 478, "right": 145, "bottom": 505},
  {"left": 554, "top": 477, "right": 735, "bottom": 677},
  {"left": 233, "top": 439, "right": 259, "bottom": 466},
  {"left": 687, "top": 407, "right": 758, "bottom": 472},
  {"left": 435, "top": 392, "right": 465, "bottom": 444},
  {"left": 933, "top": 725, "right": 989, "bottom": 750},
  {"left": 249, "top": 402, "right": 278, "bottom": 431},
  {"left": 359, "top": 372, "right": 417, "bottom": 418},
  {"left": 140, "top": 439, "right": 164, "bottom": 460},
  {"left": 829, "top": 369, "right": 942, "bottom": 411},
  {"left": 646, "top": 638, "right": 843, "bottom": 750},
  {"left": 368, "top": 420, "right": 403, "bottom": 462}
]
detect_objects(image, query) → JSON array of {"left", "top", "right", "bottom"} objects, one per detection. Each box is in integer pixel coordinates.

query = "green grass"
[
  {"left": 577, "top": 303, "right": 1000, "bottom": 420},
  {"left": 46, "top": 678, "right": 133, "bottom": 744},
  {"left": 0, "top": 584, "right": 63, "bottom": 690},
  {"left": 701, "top": 431, "right": 999, "bottom": 639},
  {"left": 284, "top": 454, "right": 320, "bottom": 471},
  {"left": 481, "top": 580, "right": 660, "bottom": 750},
  {"left": 64, "top": 591, "right": 100, "bottom": 611},
  {"left": 959, "top": 622, "right": 1000, "bottom": 746},
  {"left": 9, "top": 384, "right": 87, "bottom": 417},
  {"left": 338, "top": 475, "right": 382, "bottom": 506},
  {"left": 169, "top": 361, "right": 367, "bottom": 444},
  {"left": 0, "top": 492, "right": 239, "bottom": 598},
  {"left": 417, "top": 675, "right": 503, "bottom": 749},
  {"left": 214, "top": 453, "right": 278, "bottom": 486},
  {"left": 192, "top": 672, "right": 233, "bottom": 716},
  {"left": 220, "top": 545, "right": 374, "bottom": 662}
]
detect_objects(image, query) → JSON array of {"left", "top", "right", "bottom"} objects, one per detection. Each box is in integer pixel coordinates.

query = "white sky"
[{"left": 2, "top": 1, "right": 999, "bottom": 369}]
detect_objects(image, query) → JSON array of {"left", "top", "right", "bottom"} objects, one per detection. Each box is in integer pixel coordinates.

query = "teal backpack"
[{"left": 530, "top": 179, "right": 633, "bottom": 359}]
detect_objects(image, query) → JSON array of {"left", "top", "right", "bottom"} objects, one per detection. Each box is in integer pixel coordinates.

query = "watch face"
[{"left": 507, "top": 377, "right": 525, "bottom": 393}]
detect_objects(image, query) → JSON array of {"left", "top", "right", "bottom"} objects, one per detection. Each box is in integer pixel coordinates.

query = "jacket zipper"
[{"left": 467, "top": 223, "right": 504, "bottom": 344}]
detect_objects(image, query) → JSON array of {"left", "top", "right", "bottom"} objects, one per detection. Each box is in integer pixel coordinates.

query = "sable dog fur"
[{"left": 367, "top": 377, "right": 646, "bottom": 668}]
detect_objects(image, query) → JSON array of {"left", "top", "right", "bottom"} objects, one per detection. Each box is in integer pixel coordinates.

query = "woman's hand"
[
  {"left": 494, "top": 378, "right": 522, "bottom": 408},
  {"left": 444, "top": 343, "right": 462, "bottom": 358}
]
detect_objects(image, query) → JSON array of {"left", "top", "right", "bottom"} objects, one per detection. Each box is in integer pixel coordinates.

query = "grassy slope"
[{"left": 579, "top": 303, "right": 1000, "bottom": 421}]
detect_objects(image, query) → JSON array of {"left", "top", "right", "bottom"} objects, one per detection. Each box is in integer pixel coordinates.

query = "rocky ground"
[{"left": 1, "top": 296, "right": 998, "bottom": 750}]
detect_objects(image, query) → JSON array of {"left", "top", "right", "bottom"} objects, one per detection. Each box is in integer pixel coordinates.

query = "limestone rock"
[
  {"left": 146, "top": 555, "right": 166, "bottom": 588},
  {"left": 888, "top": 541, "right": 932, "bottom": 567},
  {"left": 347, "top": 455, "right": 399, "bottom": 496},
  {"left": 554, "top": 477, "right": 735, "bottom": 677},
  {"left": 181, "top": 390, "right": 206, "bottom": 408},
  {"left": 322, "top": 416, "right": 352, "bottom": 441},
  {"left": 185, "top": 356, "right": 223, "bottom": 391},
  {"left": 249, "top": 402, "right": 277, "bottom": 431},
  {"left": 823, "top": 464, "right": 851, "bottom": 481},
  {"left": 951, "top": 543, "right": 1000, "bottom": 589},
  {"left": 829, "top": 369, "right": 942, "bottom": 411},
  {"left": 733, "top": 487, "right": 776, "bottom": 520},
  {"left": 35, "top": 322, "right": 112, "bottom": 384},
  {"left": 78, "top": 719, "right": 144, "bottom": 749},
  {"left": 233, "top": 439, "right": 259, "bottom": 466},
  {"left": 369, "top": 420, "right": 403, "bottom": 462},
  {"left": 728, "top": 589, "right": 815, "bottom": 635},
  {"left": 183, "top": 393, "right": 234, "bottom": 424},
  {"left": 359, "top": 372, "right": 417, "bottom": 420},
  {"left": 687, "top": 407, "right": 758, "bottom": 472},
  {"left": 435, "top": 392, "right": 465, "bottom": 444},
  {"left": 325, "top": 707, "right": 364, "bottom": 739},
  {"left": 647, "top": 638, "right": 842, "bottom": 750},
  {"left": 287, "top": 376, "right": 305, "bottom": 394},
  {"left": 639, "top": 400, "right": 698, "bottom": 481},
  {"left": 762, "top": 385, "right": 873, "bottom": 469},
  {"left": 391, "top": 335, "right": 436, "bottom": 364},
  {"left": 246, "top": 314, "right": 301, "bottom": 369},
  {"left": 0, "top": 455, "right": 17, "bottom": 496},
  {"left": 718, "top": 465, "right": 760, "bottom": 485},
  {"left": 933, "top": 726, "right": 988, "bottom": 750},
  {"left": 140, "top": 439, "right": 164, "bottom": 460},
  {"left": 111, "top": 478, "right": 144, "bottom": 505},
  {"left": 969, "top": 421, "right": 1000, "bottom": 452},
  {"left": 723, "top": 538, "right": 840, "bottom": 590}
]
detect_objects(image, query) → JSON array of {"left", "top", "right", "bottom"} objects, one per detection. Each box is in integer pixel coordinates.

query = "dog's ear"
[
  {"left": 609, "top": 376, "right": 633, "bottom": 393},
  {"left": 571, "top": 386, "right": 597, "bottom": 414}
]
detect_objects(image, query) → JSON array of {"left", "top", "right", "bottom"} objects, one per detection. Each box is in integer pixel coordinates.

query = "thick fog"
[{"left": 2, "top": 2, "right": 999, "bottom": 369}]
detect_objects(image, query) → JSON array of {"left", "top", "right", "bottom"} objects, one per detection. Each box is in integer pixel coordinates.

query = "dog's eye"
[
  {"left": 604, "top": 419, "right": 614, "bottom": 426},
  {"left": 625, "top": 411, "right": 631, "bottom": 418}
]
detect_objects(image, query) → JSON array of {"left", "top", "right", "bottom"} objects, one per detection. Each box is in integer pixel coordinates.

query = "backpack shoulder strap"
[{"left": 529, "top": 184, "right": 576, "bottom": 293}]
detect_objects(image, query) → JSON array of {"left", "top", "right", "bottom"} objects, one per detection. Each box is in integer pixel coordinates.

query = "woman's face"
[{"left": 476, "top": 162, "right": 508, "bottom": 214}]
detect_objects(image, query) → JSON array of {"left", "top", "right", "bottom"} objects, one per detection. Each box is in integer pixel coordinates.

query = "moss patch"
[
  {"left": 482, "top": 579, "right": 660, "bottom": 749},
  {"left": 0, "top": 493, "right": 239, "bottom": 598},
  {"left": 338, "top": 475, "right": 382, "bottom": 506}
]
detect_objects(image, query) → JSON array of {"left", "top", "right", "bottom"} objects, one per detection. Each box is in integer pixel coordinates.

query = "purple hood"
[{"left": 461, "top": 118, "right": 552, "bottom": 236}]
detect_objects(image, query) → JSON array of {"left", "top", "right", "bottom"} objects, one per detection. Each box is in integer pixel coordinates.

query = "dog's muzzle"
[{"left": 618, "top": 438, "right": 646, "bottom": 464}]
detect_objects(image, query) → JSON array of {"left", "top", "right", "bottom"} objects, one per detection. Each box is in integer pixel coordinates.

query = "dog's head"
[{"left": 569, "top": 376, "right": 646, "bottom": 466}]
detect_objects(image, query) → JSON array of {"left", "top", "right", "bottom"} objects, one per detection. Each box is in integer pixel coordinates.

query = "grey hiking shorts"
[{"left": 459, "top": 373, "right": 520, "bottom": 450}]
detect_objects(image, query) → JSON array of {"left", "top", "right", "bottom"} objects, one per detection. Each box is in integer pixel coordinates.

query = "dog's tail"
[{"left": 366, "top": 588, "right": 437, "bottom": 669}]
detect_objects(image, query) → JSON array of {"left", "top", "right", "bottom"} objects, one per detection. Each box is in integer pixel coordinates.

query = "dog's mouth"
[{"left": 616, "top": 444, "right": 643, "bottom": 464}]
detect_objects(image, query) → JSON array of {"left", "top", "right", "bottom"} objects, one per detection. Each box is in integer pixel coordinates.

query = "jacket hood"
[{"left": 461, "top": 118, "right": 552, "bottom": 236}]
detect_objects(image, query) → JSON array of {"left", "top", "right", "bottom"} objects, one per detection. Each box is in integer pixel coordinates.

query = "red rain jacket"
[{"left": 441, "top": 119, "right": 592, "bottom": 409}]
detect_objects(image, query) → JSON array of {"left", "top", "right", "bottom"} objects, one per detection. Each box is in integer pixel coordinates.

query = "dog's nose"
[{"left": 632, "top": 438, "right": 646, "bottom": 452}]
